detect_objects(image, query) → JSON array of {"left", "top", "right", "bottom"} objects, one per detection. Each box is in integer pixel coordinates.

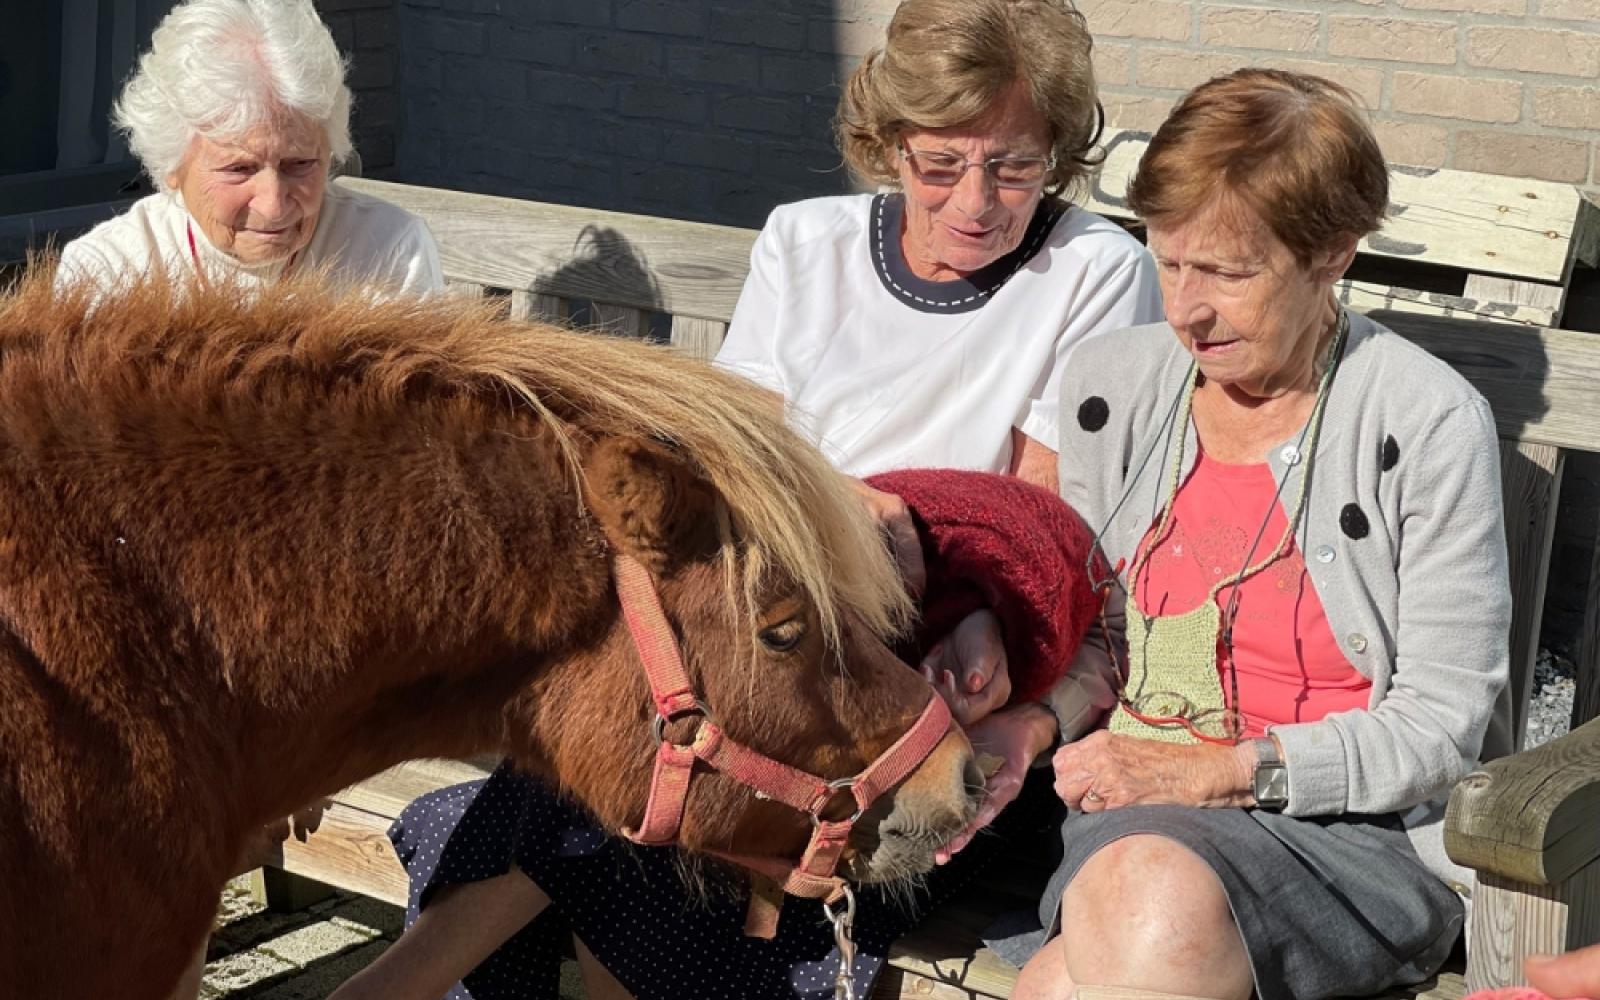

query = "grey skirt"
[{"left": 985, "top": 806, "right": 1463, "bottom": 1000}]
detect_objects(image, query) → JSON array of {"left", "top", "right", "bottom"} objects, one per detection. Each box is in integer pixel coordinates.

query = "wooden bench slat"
[
  {"left": 589, "top": 303, "right": 650, "bottom": 338},
  {"left": 332, "top": 758, "right": 494, "bottom": 821},
  {"left": 1498, "top": 441, "right": 1565, "bottom": 752},
  {"left": 1375, "top": 313, "right": 1600, "bottom": 454},
  {"left": 1467, "top": 862, "right": 1600, "bottom": 991},
  {"left": 1342, "top": 280, "right": 1557, "bottom": 327},
  {"left": 339, "top": 177, "right": 756, "bottom": 322},
  {"left": 510, "top": 289, "right": 567, "bottom": 323},
  {"left": 268, "top": 800, "right": 409, "bottom": 908},
  {"left": 1088, "top": 129, "right": 1586, "bottom": 286},
  {"left": 670, "top": 315, "right": 728, "bottom": 360}
]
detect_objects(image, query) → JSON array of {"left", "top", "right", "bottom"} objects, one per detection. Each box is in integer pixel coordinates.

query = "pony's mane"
[{"left": 4, "top": 268, "right": 912, "bottom": 647}]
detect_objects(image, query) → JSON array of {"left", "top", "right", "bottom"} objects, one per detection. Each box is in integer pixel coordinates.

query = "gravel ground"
[
  {"left": 200, "top": 878, "right": 585, "bottom": 999},
  {"left": 1522, "top": 648, "right": 1577, "bottom": 750}
]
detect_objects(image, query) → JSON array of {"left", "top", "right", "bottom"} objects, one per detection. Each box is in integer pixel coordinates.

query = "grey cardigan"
[{"left": 1043, "top": 312, "right": 1513, "bottom": 889}]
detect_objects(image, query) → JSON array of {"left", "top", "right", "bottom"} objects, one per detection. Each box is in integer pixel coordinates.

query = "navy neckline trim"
[{"left": 868, "top": 193, "right": 1063, "bottom": 314}]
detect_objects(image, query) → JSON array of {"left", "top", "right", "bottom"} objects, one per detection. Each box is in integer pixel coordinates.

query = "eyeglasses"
[
  {"left": 899, "top": 144, "right": 1055, "bottom": 190},
  {"left": 1086, "top": 541, "right": 1245, "bottom": 746}
]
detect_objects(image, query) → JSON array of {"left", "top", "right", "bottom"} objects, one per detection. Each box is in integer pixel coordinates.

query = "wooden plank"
[
  {"left": 1466, "top": 859, "right": 1600, "bottom": 991},
  {"left": 1578, "top": 526, "right": 1600, "bottom": 730},
  {"left": 1341, "top": 280, "right": 1556, "bottom": 327},
  {"left": 1087, "top": 129, "right": 1585, "bottom": 284},
  {"left": 670, "top": 315, "right": 728, "bottom": 360},
  {"left": 1463, "top": 276, "right": 1565, "bottom": 327},
  {"left": 268, "top": 800, "right": 409, "bottom": 908},
  {"left": 445, "top": 278, "right": 488, "bottom": 300},
  {"left": 509, "top": 290, "right": 567, "bottom": 324},
  {"left": 333, "top": 758, "right": 494, "bottom": 822},
  {"left": 1494, "top": 441, "right": 1564, "bottom": 756},
  {"left": 1574, "top": 191, "right": 1600, "bottom": 270},
  {"left": 589, "top": 303, "right": 650, "bottom": 338},
  {"left": 1371, "top": 312, "right": 1600, "bottom": 455},
  {"left": 249, "top": 867, "right": 334, "bottom": 913},
  {"left": 338, "top": 177, "right": 755, "bottom": 323},
  {"left": 1445, "top": 717, "right": 1600, "bottom": 885}
]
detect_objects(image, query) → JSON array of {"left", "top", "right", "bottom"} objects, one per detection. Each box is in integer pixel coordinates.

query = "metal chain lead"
[{"left": 824, "top": 884, "right": 859, "bottom": 1000}]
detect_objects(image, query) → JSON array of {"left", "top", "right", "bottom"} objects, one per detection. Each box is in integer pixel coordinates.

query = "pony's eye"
[{"left": 758, "top": 618, "right": 806, "bottom": 654}]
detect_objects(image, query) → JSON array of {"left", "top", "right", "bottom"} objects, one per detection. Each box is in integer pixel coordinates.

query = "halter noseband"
[{"left": 610, "top": 553, "right": 953, "bottom": 908}]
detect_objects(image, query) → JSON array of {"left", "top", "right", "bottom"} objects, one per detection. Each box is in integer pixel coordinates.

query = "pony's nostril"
[{"left": 962, "top": 755, "right": 985, "bottom": 797}]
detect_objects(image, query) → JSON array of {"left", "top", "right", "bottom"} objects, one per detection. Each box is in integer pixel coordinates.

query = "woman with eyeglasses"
[
  {"left": 329, "top": 3, "right": 1158, "bottom": 1000},
  {"left": 987, "top": 69, "right": 1512, "bottom": 1000}
]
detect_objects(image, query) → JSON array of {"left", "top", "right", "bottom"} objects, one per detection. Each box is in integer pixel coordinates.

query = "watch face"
[{"left": 1255, "top": 765, "right": 1289, "bottom": 807}]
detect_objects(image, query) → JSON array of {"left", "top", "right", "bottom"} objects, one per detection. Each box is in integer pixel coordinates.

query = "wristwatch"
[{"left": 1250, "top": 738, "right": 1289, "bottom": 811}]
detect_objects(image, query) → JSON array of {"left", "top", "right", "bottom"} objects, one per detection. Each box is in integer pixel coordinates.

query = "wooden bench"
[{"left": 261, "top": 171, "right": 1600, "bottom": 996}]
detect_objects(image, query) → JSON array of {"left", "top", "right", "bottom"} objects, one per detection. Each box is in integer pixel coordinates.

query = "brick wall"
[
  {"left": 1039, "top": 0, "right": 1600, "bottom": 185},
  {"left": 395, "top": 0, "right": 865, "bottom": 227},
  {"left": 316, "top": 0, "right": 401, "bottom": 176}
]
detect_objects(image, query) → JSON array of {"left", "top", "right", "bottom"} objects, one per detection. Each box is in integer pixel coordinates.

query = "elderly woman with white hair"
[{"left": 56, "top": 0, "right": 441, "bottom": 297}]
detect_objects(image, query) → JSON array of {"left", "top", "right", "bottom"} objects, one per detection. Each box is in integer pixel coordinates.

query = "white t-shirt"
[
  {"left": 56, "top": 181, "right": 443, "bottom": 298},
  {"left": 716, "top": 193, "right": 1162, "bottom": 477}
]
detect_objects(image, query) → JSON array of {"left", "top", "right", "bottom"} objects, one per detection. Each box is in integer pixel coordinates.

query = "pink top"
[{"left": 1133, "top": 449, "right": 1372, "bottom": 738}]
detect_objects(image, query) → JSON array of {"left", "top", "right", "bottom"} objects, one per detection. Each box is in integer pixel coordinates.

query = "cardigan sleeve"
[
  {"left": 1271, "top": 396, "right": 1512, "bottom": 816},
  {"left": 1042, "top": 351, "right": 1131, "bottom": 742}
]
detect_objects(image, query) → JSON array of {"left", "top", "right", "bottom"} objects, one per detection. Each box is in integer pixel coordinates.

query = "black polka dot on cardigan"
[
  {"left": 1381, "top": 435, "right": 1400, "bottom": 472},
  {"left": 1078, "top": 397, "right": 1109, "bottom": 432},
  {"left": 1340, "top": 503, "right": 1371, "bottom": 540}
]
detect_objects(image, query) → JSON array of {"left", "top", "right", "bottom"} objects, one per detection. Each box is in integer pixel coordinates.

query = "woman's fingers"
[
  {"left": 923, "top": 610, "right": 1013, "bottom": 726},
  {"left": 1525, "top": 941, "right": 1600, "bottom": 998},
  {"left": 850, "top": 479, "right": 925, "bottom": 595},
  {"left": 936, "top": 756, "right": 1025, "bottom": 864}
]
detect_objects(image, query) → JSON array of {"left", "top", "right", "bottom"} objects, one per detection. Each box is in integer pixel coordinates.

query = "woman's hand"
[
  {"left": 934, "top": 701, "right": 1058, "bottom": 863},
  {"left": 921, "top": 608, "right": 1012, "bottom": 727},
  {"left": 1052, "top": 730, "right": 1255, "bottom": 812},
  {"left": 1525, "top": 941, "right": 1600, "bottom": 999},
  {"left": 848, "top": 477, "right": 926, "bottom": 596}
]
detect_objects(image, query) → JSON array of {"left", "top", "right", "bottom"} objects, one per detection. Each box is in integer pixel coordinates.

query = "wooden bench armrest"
[{"left": 1445, "top": 715, "right": 1600, "bottom": 885}]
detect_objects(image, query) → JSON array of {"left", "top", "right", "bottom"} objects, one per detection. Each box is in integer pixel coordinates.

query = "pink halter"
[{"left": 611, "top": 554, "right": 952, "bottom": 911}]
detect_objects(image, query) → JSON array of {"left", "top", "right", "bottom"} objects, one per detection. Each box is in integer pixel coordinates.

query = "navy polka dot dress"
[{"left": 390, "top": 761, "right": 1053, "bottom": 999}]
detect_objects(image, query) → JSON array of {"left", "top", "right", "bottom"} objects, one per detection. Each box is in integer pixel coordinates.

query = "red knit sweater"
[{"left": 866, "top": 469, "right": 1101, "bottom": 705}]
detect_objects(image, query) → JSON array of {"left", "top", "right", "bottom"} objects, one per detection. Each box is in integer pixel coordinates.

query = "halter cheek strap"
[{"left": 610, "top": 554, "right": 952, "bottom": 914}]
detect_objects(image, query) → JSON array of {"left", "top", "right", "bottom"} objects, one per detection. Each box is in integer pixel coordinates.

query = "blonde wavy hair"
[{"left": 836, "top": 0, "right": 1102, "bottom": 203}]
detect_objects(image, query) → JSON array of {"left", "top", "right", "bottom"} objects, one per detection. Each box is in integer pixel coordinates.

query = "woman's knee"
[{"left": 1059, "top": 834, "right": 1244, "bottom": 985}]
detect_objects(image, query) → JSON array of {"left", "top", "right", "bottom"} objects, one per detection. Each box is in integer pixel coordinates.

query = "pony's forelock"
[{"left": 11, "top": 266, "right": 912, "bottom": 652}]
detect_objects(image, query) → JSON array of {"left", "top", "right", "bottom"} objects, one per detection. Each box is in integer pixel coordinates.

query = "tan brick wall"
[{"left": 841, "top": 0, "right": 1599, "bottom": 185}]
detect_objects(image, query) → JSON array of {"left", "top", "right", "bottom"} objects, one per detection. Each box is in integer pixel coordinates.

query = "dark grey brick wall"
[
  {"left": 393, "top": 0, "right": 876, "bottom": 227},
  {"left": 316, "top": 0, "right": 401, "bottom": 176}
]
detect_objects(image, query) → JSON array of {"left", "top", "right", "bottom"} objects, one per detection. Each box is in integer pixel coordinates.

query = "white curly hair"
[{"left": 114, "top": 0, "right": 352, "bottom": 185}]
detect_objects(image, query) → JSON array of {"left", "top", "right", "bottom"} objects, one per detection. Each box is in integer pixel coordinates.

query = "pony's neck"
[{"left": 165, "top": 415, "right": 617, "bottom": 835}]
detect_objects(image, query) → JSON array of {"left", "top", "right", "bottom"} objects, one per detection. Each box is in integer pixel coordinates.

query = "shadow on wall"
[{"left": 392, "top": 0, "right": 872, "bottom": 228}]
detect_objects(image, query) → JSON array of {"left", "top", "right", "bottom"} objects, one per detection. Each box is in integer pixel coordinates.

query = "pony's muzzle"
[{"left": 845, "top": 727, "right": 977, "bottom": 883}]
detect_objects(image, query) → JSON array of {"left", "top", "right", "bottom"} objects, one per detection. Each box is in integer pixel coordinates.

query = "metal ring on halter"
[
  {"left": 650, "top": 700, "right": 715, "bottom": 747},
  {"left": 810, "top": 776, "right": 865, "bottom": 828}
]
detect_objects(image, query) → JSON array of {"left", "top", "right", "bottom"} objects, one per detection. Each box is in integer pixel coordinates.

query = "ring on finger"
[{"left": 1083, "top": 790, "right": 1102, "bottom": 803}]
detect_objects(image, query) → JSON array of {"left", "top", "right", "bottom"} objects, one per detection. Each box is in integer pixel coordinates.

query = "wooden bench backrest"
[{"left": 339, "top": 176, "right": 1600, "bottom": 751}]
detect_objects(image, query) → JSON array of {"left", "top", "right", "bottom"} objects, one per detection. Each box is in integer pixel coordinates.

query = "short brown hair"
[
  {"left": 1126, "top": 69, "right": 1389, "bottom": 266},
  {"left": 836, "top": 0, "right": 1101, "bottom": 202}
]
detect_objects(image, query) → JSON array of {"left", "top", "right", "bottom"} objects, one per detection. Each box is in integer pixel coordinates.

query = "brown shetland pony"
[{"left": 0, "top": 272, "right": 978, "bottom": 1000}]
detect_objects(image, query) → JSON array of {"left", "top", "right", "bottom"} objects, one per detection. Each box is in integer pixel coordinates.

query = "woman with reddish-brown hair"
[{"left": 989, "top": 68, "right": 1512, "bottom": 1000}]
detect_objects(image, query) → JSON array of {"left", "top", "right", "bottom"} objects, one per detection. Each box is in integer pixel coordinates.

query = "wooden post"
[{"left": 1467, "top": 860, "right": 1600, "bottom": 990}]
